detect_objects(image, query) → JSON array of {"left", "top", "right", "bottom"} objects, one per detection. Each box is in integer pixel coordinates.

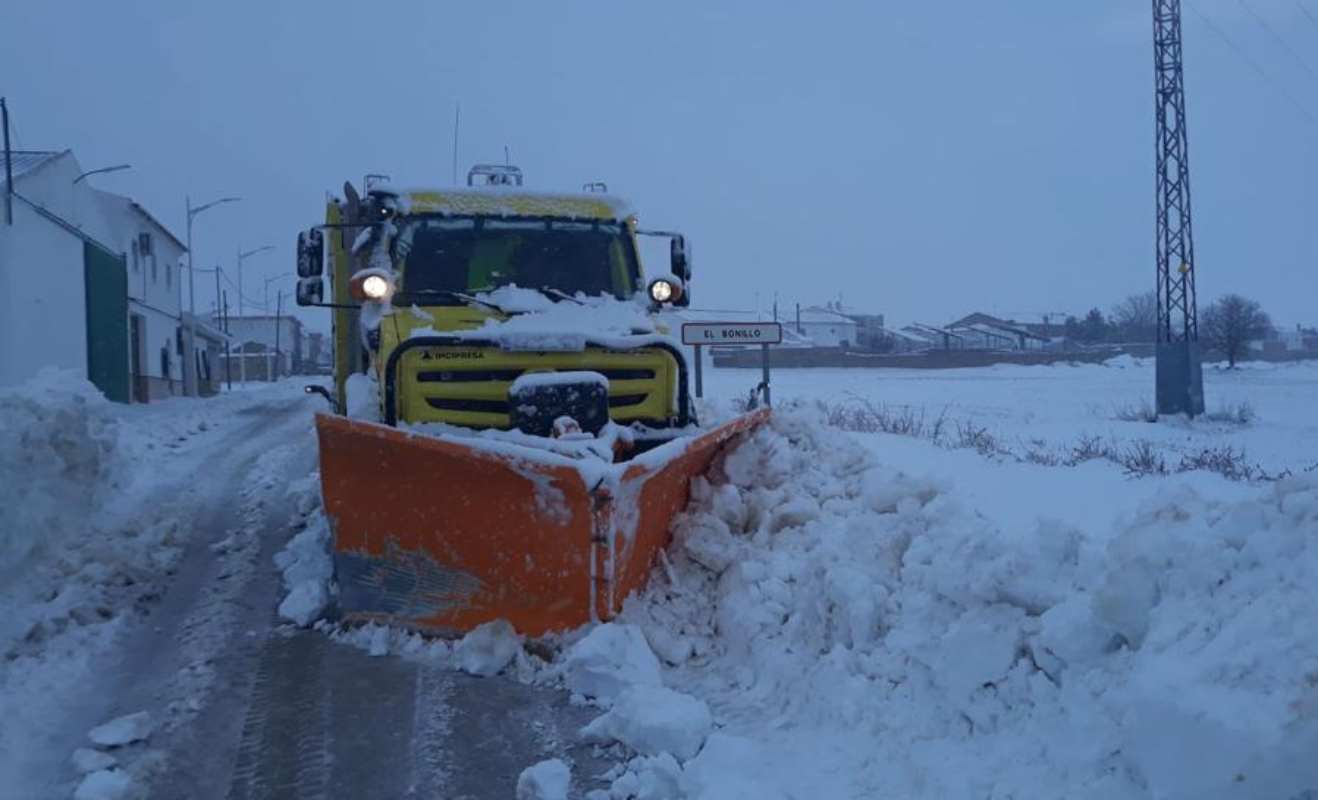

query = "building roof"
[
  {"left": 1, "top": 150, "right": 66, "bottom": 185},
  {"left": 94, "top": 190, "right": 187, "bottom": 252},
  {"left": 181, "top": 313, "right": 230, "bottom": 343},
  {"left": 798, "top": 306, "right": 858, "bottom": 325},
  {"left": 227, "top": 314, "right": 302, "bottom": 324}
]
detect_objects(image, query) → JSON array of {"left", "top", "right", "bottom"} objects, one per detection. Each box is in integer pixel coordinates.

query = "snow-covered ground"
[
  {"left": 4, "top": 356, "right": 1316, "bottom": 799},
  {"left": 703, "top": 357, "right": 1318, "bottom": 477}
]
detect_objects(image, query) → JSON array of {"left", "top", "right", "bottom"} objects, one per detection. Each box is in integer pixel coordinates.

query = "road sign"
[{"left": 681, "top": 322, "right": 783, "bottom": 346}]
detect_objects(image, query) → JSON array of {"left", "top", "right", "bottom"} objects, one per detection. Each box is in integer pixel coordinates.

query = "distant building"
[
  {"left": 181, "top": 313, "right": 229, "bottom": 395},
  {"left": 219, "top": 314, "right": 304, "bottom": 378},
  {"left": 947, "top": 312, "right": 1052, "bottom": 351}
]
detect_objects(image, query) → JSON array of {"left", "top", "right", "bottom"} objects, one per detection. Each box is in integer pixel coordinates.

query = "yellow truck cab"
[{"left": 296, "top": 166, "right": 695, "bottom": 447}]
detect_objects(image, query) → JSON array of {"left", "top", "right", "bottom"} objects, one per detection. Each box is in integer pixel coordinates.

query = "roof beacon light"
[{"left": 467, "top": 164, "right": 524, "bottom": 187}]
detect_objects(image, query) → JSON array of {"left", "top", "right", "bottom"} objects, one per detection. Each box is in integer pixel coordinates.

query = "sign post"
[
  {"left": 694, "top": 344, "right": 703, "bottom": 398},
  {"left": 681, "top": 322, "right": 783, "bottom": 405}
]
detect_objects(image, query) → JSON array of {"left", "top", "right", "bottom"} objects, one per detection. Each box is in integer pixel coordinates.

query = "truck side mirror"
[
  {"left": 296, "top": 277, "right": 324, "bottom": 306},
  {"left": 670, "top": 235, "right": 691, "bottom": 282},
  {"left": 670, "top": 236, "right": 690, "bottom": 306},
  {"left": 297, "top": 228, "right": 325, "bottom": 278}
]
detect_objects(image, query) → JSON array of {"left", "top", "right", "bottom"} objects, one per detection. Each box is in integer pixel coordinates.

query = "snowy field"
[{"left": 3, "top": 358, "right": 1316, "bottom": 799}]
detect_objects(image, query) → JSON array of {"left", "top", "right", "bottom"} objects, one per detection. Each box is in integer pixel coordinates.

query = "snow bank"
[
  {"left": 344, "top": 372, "right": 379, "bottom": 420},
  {"left": 581, "top": 686, "right": 712, "bottom": 761},
  {"left": 73, "top": 769, "right": 133, "bottom": 800},
  {"left": 88, "top": 711, "right": 154, "bottom": 747},
  {"left": 617, "top": 408, "right": 1318, "bottom": 798},
  {"left": 0, "top": 369, "right": 118, "bottom": 576},
  {"left": 561, "top": 623, "right": 663, "bottom": 705},
  {"left": 516, "top": 758, "right": 571, "bottom": 800},
  {"left": 454, "top": 619, "right": 523, "bottom": 676},
  {"left": 274, "top": 509, "right": 334, "bottom": 627}
]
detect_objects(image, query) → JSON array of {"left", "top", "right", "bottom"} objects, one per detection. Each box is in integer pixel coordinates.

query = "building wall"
[
  {"left": 129, "top": 302, "right": 182, "bottom": 400},
  {"left": 798, "top": 320, "right": 858, "bottom": 347},
  {"left": 0, "top": 152, "right": 127, "bottom": 391},
  {"left": 0, "top": 199, "right": 88, "bottom": 387}
]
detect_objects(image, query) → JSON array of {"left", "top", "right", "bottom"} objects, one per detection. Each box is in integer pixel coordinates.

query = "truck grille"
[{"left": 399, "top": 348, "right": 675, "bottom": 429}]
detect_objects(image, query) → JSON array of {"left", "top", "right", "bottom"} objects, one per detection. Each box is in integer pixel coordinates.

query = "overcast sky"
[{"left": 3, "top": 0, "right": 1315, "bottom": 333}]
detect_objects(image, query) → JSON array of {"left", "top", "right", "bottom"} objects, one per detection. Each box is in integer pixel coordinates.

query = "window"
[
  {"left": 161, "top": 346, "right": 171, "bottom": 379},
  {"left": 141, "top": 233, "right": 156, "bottom": 283},
  {"left": 165, "top": 261, "right": 172, "bottom": 288},
  {"left": 392, "top": 217, "right": 639, "bottom": 303},
  {"left": 131, "top": 239, "right": 140, "bottom": 273}
]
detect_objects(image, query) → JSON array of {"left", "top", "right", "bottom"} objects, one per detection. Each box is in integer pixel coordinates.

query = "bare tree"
[
  {"left": 1201, "top": 294, "right": 1272, "bottom": 368},
  {"left": 1111, "top": 291, "right": 1158, "bottom": 342}
]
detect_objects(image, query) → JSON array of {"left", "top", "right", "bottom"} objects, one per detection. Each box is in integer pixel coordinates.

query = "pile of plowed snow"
[{"left": 604, "top": 409, "right": 1318, "bottom": 799}]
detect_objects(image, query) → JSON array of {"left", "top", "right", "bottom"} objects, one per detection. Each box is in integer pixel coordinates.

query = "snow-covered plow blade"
[{"left": 315, "top": 409, "right": 769, "bottom": 636}]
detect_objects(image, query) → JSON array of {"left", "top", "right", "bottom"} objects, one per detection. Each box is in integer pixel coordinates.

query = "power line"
[
  {"left": 1185, "top": 0, "right": 1318, "bottom": 124},
  {"left": 1299, "top": 1, "right": 1318, "bottom": 34},
  {"left": 218, "top": 267, "right": 263, "bottom": 309},
  {"left": 1237, "top": 0, "right": 1318, "bottom": 84}
]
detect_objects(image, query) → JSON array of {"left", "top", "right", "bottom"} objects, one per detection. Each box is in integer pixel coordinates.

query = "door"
[
  {"left": 129, "top": 313, "right": 146, "bottom": 402},
  {"left": 83, "top": 242, "right": 130, "bottom": 403}
]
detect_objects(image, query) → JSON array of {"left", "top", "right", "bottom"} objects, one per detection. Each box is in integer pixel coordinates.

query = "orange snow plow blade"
[{"left": 316, "top": 409, "right": 769, "bottom": 637}]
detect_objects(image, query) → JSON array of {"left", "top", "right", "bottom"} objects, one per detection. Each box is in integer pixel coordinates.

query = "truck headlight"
[
  {"left": 349, "top": 269, "right": 395, "bottom": 302},
  {"left": 362, "top": 275, "right": 390, "bottom": 300},
  {"left": 649, "top": 278, "right": 682, "bottom": 304}
]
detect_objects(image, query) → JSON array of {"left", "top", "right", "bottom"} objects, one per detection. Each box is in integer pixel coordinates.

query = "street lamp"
[
  {"left": 263, "top": 273, "right": 294, "bottom": 313},
  {"left": 73, "top": 164, "right": 131, "bottom": 184},
  {"left": 185, "top": 195, "right": 240, "bottom": 396},
  {"left": 235, "top": 244, "right": 274, "bottom": 386}
]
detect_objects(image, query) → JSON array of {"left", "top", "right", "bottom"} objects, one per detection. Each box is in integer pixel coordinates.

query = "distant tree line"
[{"left": 1066, "top": 290, "right": 1278, "bottom": 368}]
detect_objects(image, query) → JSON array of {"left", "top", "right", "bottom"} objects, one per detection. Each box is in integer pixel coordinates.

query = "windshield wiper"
[{"left": 403, "top": 289, "right": 513, "bottom": 315}]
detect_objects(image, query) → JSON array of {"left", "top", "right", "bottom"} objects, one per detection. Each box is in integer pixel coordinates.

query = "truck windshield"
[{"left": 392, "top": 217, "right": 639, "bottom": 303}]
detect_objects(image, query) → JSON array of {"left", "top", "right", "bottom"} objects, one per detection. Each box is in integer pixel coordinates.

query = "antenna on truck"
[{"left": 451, "top": 103, "right": 461, "bottom": 186}]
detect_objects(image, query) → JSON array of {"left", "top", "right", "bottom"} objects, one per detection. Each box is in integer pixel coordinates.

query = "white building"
[
  {"left": 0, "top": 150, "right": 130, "bottom": 398},
  {"left": 95, "top": 191, "right": 188, "bottom": 400}
]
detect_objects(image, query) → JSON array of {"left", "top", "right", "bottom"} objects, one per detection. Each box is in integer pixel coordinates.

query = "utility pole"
[
  {"left": 1153, "top": 0, "right": 1205, "bottom": 416},
  {"left": 273, "top": 290, "right": 283, "bottom": 380},
  {"left": 222, "top": 290, "right": 232, "bottom": 391},
  {"left": 3, "top": 97, "right": 13, "bottom": 225},
  {"left": 213, "top": 266, "right": 222, "bottom": 329}
]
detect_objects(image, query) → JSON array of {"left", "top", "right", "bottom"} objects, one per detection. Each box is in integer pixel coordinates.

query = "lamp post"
[
  {"left": 236, "top": 245, "right": 274, "bottom": 386},
  {"left": 73, "top": 164, "right": 131, "bottom": 184},
  {"left": 185, "top": 195, "right": 239, "bottom": 396}
]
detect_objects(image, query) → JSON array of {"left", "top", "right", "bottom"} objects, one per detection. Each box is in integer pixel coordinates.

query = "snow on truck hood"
[{"left": 408, "top": 289, "right": 667, "bottom": 352}]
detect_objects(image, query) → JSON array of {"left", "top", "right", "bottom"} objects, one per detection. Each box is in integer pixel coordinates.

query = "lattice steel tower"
[{"left": 1153, "top": 0, "right": 1205, "bottom": 416}]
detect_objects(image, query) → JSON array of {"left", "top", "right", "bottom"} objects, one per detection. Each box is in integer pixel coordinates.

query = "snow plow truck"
[{"left": 295, "top": 165, "right": 768, "bottom": 636}]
